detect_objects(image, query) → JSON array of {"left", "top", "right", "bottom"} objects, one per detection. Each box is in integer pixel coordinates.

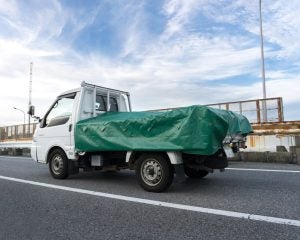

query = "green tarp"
[{"left": 75, "top": 106, "right": 252, "bottom": 155}]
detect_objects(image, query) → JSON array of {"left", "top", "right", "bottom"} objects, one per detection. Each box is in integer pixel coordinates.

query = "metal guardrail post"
[
  {"left": 278, "top": 97, "right": 284, "bottom": 122},
  {"left": 239, "top": 102, "right": 242, "bottom": 114},
  {"left": 256, "top": 100, "right": 261, "bottom": 124},
  {"left": 14, "top": 125, "right": 17, "bottom": 140}
]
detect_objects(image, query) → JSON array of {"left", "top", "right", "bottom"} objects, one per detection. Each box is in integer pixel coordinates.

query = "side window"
[
  {"left": 45, "top": 95, "right": 75, "bottom": 127},
  {"left": 96, "top": 95, "right": 118, "bottom": 112}
]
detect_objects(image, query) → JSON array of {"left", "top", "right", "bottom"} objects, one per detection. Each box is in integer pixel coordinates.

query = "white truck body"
[{"left": 31, "top": 82, "right": 233, "bottom": 192}]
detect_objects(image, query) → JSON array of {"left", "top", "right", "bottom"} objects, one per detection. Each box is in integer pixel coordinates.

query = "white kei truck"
[{"left": 30, "top": 82, "right": 249, "bottom": 192}]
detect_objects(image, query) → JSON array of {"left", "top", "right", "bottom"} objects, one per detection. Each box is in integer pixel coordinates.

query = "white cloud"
[
  {"left": 162, "top": 0, "right": 202, "bottom": 38},
  {"left": 0, "top": 0, "right": 299, "bottom": 126},
  {"left": 0, "top": 0, "right": 18, "bottom": 17},
  {"left": 202, "top": 0, "right": 300, "bottom": 60}
]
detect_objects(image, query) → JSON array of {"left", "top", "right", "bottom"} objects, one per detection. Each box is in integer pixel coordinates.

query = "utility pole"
[
  {"left": 259, "top": 0, "right": 267, "bottom": 122},
  {"left": 28, "top": 62, "right": 33, "bottom": 133}
]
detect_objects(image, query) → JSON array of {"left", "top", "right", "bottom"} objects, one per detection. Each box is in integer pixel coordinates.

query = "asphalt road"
[{"left": 0, "top": 156, "right": 300, "bottom": 240}]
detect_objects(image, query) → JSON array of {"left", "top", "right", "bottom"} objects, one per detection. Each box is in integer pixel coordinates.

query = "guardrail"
[
  {"left": 0, "top": 123, "right": 36, "bottom": 154},
  {"left": 0, "top": 140, "right": 32, "bottom": 157},
  {"left": 0, "top": 141, "right": 32, "bottom": 149},
  {"left": 0, "top": 123, "right": 37, "bottom": 142},
  {"left": 150, "top": 97, "right": 284, "bottom": 124},
  {"left": 207, "top": 97, "right": 284, "bottom": 124}
]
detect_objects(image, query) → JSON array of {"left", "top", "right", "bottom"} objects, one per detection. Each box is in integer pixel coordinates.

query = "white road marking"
[
  {"left": 227, "top": 168, "right": 300, "bottom": 173},
  {"left": 0, "top": 175, "right": 299, "bottom": 227}
]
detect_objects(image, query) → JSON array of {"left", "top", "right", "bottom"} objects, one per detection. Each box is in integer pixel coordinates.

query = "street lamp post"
[
  {"left": 259, "top": 0, "right": 267, "bottom": 122},
  {"left": 28, "top": 62, "right": 33, "bottom": 127},
  {"left": 13, "top": 107, "right": 25, "bottom": 125}
]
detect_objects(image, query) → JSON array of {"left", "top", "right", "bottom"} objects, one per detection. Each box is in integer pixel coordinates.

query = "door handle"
[{"left": 69, "top": 124, "right": 73, "bottom": 132}]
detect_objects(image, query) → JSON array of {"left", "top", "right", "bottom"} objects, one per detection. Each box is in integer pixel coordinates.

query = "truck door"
[{"left": 36, "top": 93, "right": 76, "bottom": 163}]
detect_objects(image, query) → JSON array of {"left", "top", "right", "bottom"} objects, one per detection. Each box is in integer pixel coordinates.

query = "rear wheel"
[
  {"left": 136, "top": 153, "right": 173, "bottom": 192},
  {"left": 184, "top": 167, "right": 209, "bottom": 179},
  {"left": 49, "top": 149, "right": 69, "bottom": 179}
]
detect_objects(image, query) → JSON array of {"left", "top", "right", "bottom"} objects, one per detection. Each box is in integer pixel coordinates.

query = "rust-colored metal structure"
[
  {"left": 150, "top": 97, "right": 284, "bottom": 124},
  {"left": 207, "top": 97, "right": 284, "bottom": 124},
  {"left": 0, "top": 123, "right": 37, "bottom": 142},
  {"left": 251, "top": 121, "right": 300, "bottom": 135}
]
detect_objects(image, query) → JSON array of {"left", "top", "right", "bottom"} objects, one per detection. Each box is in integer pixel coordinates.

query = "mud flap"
[
  {"left": 68, "top": 160, "right": 79, "bottom": 175},
  {"left": 174, "top": 164, "right": 186, "bottom": 183}
]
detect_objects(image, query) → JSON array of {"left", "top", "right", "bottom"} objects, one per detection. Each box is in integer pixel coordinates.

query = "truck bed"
[{"left": 75, "top": 105, "right": 252, "bottom": 155}]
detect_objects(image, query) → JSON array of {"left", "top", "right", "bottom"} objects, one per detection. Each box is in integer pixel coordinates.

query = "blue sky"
[{"left": 0, "top": 0, "right": 299, "bottom": 125}]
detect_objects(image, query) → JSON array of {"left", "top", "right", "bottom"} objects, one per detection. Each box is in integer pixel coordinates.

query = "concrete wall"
[
  {"left": 230, "top": 133, "right": 300, "bottom": 164},
  {"left": 230, "top": 147, "right": 300, "bottom": 165},
  {"left": 0, "top": 148, "right": 31, "bottom": 157}
]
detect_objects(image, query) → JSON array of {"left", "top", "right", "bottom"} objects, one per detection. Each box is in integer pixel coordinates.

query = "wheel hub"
[
  {"left": 141, "top": 159, "right": 162, "bottom": 186},
  {"left": 52, "top": 155, "right": 63, "bottom": 174}
]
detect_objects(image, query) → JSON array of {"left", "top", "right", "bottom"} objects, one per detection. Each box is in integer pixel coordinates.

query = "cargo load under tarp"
[{"left": 75, "top": 106, "right": 252, "bottom": 155}]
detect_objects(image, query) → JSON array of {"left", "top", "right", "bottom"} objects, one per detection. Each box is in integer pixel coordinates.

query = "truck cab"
[
  {"left": 31, "top": 82, "right": 131, "bottom": 163},
  {"left": 31, "top": 82, "right": 240, "bottom": 192}
]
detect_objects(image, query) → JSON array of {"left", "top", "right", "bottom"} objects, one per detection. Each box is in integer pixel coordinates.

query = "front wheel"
[
  {"left": 136, "top": 153, "right": 174, "bottom": 192},
  {"left": 184, "top": 167, "right": 209, "bottom": 179},
  {"left": 49, "top": 149, "right": 69, "bottom": 179}
]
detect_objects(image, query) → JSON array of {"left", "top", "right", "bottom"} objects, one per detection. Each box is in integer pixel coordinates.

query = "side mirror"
[{"left": 28, "top": 105, "right": 35, "bottom": 116}]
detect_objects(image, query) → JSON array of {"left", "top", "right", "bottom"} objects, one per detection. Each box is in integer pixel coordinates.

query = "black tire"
[
  {"left": 135, "top": 153, "right": 173, "bottom": 192},
  {"left": 184, "top": 167, "right": 209, "bottom": 179},
  {"left": 48, "top": 149, "right": 69, "bottom": 179}
]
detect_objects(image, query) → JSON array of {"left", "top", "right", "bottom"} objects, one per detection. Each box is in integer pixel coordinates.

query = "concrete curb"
[
  {"left": 229, "top": 151, "right": 300, "bottom": 165},
  {"left": 0, "top": 148, "right": 31, "bottom": 157}
]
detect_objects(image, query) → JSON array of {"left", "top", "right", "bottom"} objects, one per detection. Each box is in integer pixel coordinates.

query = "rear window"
[{"left": 96, "top": 95, "right": 118, "bottom": 112}]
